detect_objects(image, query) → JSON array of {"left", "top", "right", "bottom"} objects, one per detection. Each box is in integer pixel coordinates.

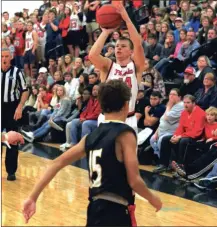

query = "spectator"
[
  {"left": 159, "top": 22, "right": 170, "bottom": 45},
  {"left": 83, "top": 55, "right": 94, "bottom": 74},
  {"left": 150, "top": 88, "right": 184, "bottom": 158},
  {"left": 147, "top": 20, "right": 157, "bottom": 37},
  {"left": 172, "top": 107, "right": 217, "bottom": 180},
  {"left": 88, "top": 72, "right": 100, "bottom": 87},
  {"left": 196, "top": 55, "right": 215, "bottom": 81},
  {"left": 23, "top": 11, "right": 29, "bottom": 22},
  {"left": 63, "top": 72, "right": 79, "bottom": 101},
  {"left": 13, "top": 19, "right": 25, "bottom": 69},
  {"left": 2, "top": 11, "right": 11, "bottom": 28},
  {"left": 200, "top": 0, "right": 209, "bottom": 11},
  {"left": 57, "top": 56, "right": 66, "bottom": 74},
  {"left": 38, "top": 0, "right": 51, "bottom": 19},
  {"left": 34, "top": 12, "right": 48, "bottom": 66},
  {"left": 45, "top": 9, "right": 60, "bottom": 63},
  {"left": 153, "top": 95, "right": 206, "bottom": 174},
  {"left": 205, "top": 6, "right": 215, "bottom": 21},
  {"left": 67, "top": 1, "right": 86, "bottom": 58},
  {"left": 142, "top": 59, "right": 166, "bottom": 99},
  {"left": 137, "top": 91, "right": 166, "bottom": 131},
  {"left": 84, "top": 0, "right": 100, "bottom": 45},
  {"left": 197, "top": 16, "right": 212, "bottom": 45},
  {"left": 173, "top": 17, "right": 185, "bottom": 43},
  {"left": 52, "top": 71, "right": 65, "bottom": 88},
  {"left": 48, "top": 57, "right": 57, "bottom": 78},
  {"left": 187, "top": 7, "right": 201, "bottom": 33},
  {"left": 76, "top": 73, "right": 89, "bottom": 98},
  {"left": 23, "top": 20, "right": 38, "bottom": 80},
  {"left": 195, "top": 73, "right": 217, "bottom": 110},
  {"left": 139, "top": 24, "right": 148, "bottom": 41},
  {"left": 180, "top": 1, "right": 191, "bottom": 23},
  {"left": 59, "top": 86, "right": 92, "bottom": 151},
  {"left": 168, "top": 11, "right": 178, "bottom": 31},
  {"left": 58, "top": 6, "right": 71, "bottom": 55},
  {"left": 104, "top": 43, "right": 115, "bottom": 59},
  {"left": 146, "top": 33, "right": 163, "bottom": 66},
  {"left": 64, "top": 54, "right": 73, "bottom": 73},
  {"left": 22, "top": 85, "right": 72, "bottom": 142},
  {"left": 1, "top": 23, "right": 11, "bottom": 38},
  {"left": 72, "top": 57, "right": 84, "bottom": 78},
  {"left": 5, "top": 36, "right": 15, "bottom": 62},
  {"left": 180, "top": 67, "right": 202, "bottom": 97},
  {"left": 62, "top": 84, "right": 101, "bottom": 149}
]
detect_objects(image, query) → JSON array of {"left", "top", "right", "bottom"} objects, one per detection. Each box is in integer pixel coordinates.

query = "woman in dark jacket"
[{"left": 195, "top": 73, "right": 217, "bottom": 110}]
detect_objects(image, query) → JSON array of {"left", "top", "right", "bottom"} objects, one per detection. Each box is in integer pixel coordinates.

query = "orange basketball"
[{"left": 96, "top": 5, "right": 122, "bottom": 29}]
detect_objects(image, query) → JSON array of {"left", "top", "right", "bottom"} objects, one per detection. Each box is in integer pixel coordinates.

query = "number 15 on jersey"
[{"left": 89, "top": 149, "right": 103, "bottom": 188}]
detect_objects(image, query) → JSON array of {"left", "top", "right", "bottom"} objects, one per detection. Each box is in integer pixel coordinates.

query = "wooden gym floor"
[{"left": 2, "top": 143, "right": 217, "bottom": 226}]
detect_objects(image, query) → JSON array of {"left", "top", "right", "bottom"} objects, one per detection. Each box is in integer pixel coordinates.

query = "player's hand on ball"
[
  {"left": 22, "top": 198, "right": 36, "bottom": 223},
  {"left": 101, "top": 27, "right": 118, "bottom": 34},
  {"left": 149, "top": 194, "right": 162, "bottom": 212},
  {"left": 114, "top": 2, "right": 130, "bottom": 22}
]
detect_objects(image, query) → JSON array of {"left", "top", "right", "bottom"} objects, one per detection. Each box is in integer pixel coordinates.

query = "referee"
[{"left": 1, "top": 47, "right": 29, "bottom": 181}]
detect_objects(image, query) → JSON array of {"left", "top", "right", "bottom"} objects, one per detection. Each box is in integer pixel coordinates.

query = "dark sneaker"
[
  {"left": 153, "top": 164, "right": 167, "bottom": 174},
  {"left": 7, "top": 174, "right": 16, "bottom": 181},
  {"left": 199, "top": 177, "right": 217, "bottom": 189}
]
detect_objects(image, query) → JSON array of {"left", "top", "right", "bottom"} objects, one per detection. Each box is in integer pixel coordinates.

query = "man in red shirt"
[
  {"left": 153, "top": 94, "right": 206, "bottom": 174},
  {"left": 68, "top": 85, "right": 101, "bottom": 147},
  {"left": 13, "top": 19, "right": 25, "bottom": 69}
]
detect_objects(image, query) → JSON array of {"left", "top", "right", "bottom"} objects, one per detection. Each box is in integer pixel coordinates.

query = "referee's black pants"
[{"left": 1, "top": 101, "right": 19, "bottom": 175}]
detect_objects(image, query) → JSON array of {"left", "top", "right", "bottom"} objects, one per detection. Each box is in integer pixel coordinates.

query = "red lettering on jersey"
[{"left": 125, "top": 77, "right": 132, "bottom": 88}]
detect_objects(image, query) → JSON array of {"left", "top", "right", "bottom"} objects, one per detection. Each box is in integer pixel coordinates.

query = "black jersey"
[{"left": 85, "top": 122, "right": 137, "bottom": 204}]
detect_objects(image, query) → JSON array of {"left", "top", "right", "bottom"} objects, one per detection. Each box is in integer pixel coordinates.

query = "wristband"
[{"left": 3, "top": 133, "right": 11, "bottom": 149}]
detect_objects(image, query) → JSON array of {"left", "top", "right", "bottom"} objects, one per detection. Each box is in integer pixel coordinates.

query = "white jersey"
[
  {"left": 107, "top": 61, "right": 138, "bottom": 114},
  {"left": 25, "top": 31, "right": 34, "bottom": 51},
  {"left": 69, "top": 14, "right": 81, "bottom": 31}
]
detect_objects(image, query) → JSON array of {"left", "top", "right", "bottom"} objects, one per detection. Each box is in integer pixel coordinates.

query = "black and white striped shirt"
[{"left": 1, "top": 66, "right": 28, "bottom": 103}]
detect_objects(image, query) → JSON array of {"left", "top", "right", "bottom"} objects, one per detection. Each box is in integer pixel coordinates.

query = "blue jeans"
[
  {"left": 33, "top": 116, "right": 64, "bottom": 139},
  {"left": 207, "top": 163, "right": 217, "bottom": 178},
  {"left": 150, "top": 133, "right": 173, "bottom": 158},
  {"left": 154, "top": 58, "right": 170, "bottom": 76},
  {"left": 71, "top": 119, "right": 97, "bottom": 145},
  {"left": 40, "top": 109, "right": 52, "bottom": 116},
  {"left": 15, "top": 56, "right": 24, "bottom": 69}
]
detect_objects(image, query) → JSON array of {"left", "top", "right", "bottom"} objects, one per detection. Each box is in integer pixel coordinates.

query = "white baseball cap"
[{"left": 39, "top": 67, "right": 48, "bottom": 73}]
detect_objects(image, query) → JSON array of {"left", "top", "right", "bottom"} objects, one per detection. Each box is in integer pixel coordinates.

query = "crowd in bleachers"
[{"left": 2, "top": 0, "right": 217, "bottom": 189}]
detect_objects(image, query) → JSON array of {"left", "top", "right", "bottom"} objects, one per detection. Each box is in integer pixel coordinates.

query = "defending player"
[
  {"left": 22, "top": 80, "right": 162, "bottom": 226},
  {"left": 89, "top": 3, "right": 145, "bottom": 132}
]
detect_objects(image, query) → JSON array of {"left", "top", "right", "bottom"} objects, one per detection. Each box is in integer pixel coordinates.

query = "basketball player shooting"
[
  {"left": 89, "top": 3, "right": 145, "bottom": 132},
  {"left": 22, "top": 80, "right": 162, "bottom": 226}
]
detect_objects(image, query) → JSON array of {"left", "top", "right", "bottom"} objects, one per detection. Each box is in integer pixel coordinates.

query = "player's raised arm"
[
  {"left": 22, "top": 137, "right": 87, "bottom": 223},
  {"left": 88, "top": 28, "right": 113, "bottom": 74},
  {"left": 115, "top": 3, "right": 145, "bottom": 81},
  {"left": 118, "top": 131, "right": 162, "bottom": 212}
]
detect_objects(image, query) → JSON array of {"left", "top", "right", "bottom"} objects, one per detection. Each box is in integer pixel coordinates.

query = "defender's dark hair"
[
  {"left": 98, "top": 80, "right": 131, "bottom": 113},
  {"left": 117, "top": 36, "right": 134, "bottom": 50}
]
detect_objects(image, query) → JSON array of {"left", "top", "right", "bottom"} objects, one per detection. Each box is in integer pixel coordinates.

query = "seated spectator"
[
  {"left": 158, "top": 22, "right": 170, "bottom": 45},
  {"left": 180, "top": 67, "right": 202, "bottom": 97},
  {"left": 48, "top": 58, "right": 57, "bottom": 78},
  {"left": 146, "top": 33, "right": 163, "bottom": 66},
  {"left": 104, "top": 43, "right": 115, "bottom": 59},
  {"left": 187, "top": 7, "right": 201, "bottom": 33},
  {"left": 72, "top": 58, "right": 85, "bottom": 79},
  {"left": 172, "top": 107, "right": 217, "bottom": 180},
  {"left": 51, "top": 71, "right": 65, "bottom": 89},
  {"left": 83, "top": 55, "right": 94, "bottom": 74},
  {"left": 57, "top": 56, "right": 66, "bottom": 74},
  {"left": 5, "top": 36, "right": 15, "bottom": 63},
  {"left": 60, "top": 84, "right": 101, "bottom": 150},
  {"left": 197, "top": 16, "right": 212, "bottom": 45},
  {"left": 64, "top": 54, "right": 73, "bottom": 74},
  {"left": 75, "top": 73, "right": 90, "bottom": 99},
  {"left": 150, "top": 88, "right": 184, "bottom": 158},
  {"left": 173, "top": 17, "right": 185, "bottom": 43},
  {"left": 139, "top": 24, "right": 148, "bottom": 41},
  {"left": 137, "top": 91, "right": 166, "bottom": 131},
  {"left": 36, "top": 70, "right": 48, "bottom": 87},
  {"left": 142, "top": 59, "right": 166, "bottom": 99},
  {"left": 196, "top": 55, "right": 215, "bottom": 81},
  {"left": 28, "top": 85, "right": 52, "bottom": 129},
  {"left": 22, "top": 85, "right": 72, "bottom": 142},
  {"left": 180, "top": 1, "right": 191, "bottom": 23},
  {"left": 88, "top": 72, "right": 100, "bottom": 88},
  {"left": 59, "top": 86, "right": 92, "bottom": 151},
  {"left": 168, "top": 11, "right": 177, "bottom": 31},
  {"left": 64, "top": 72, "right": 79, "bottom": 99},
  {"left": 153, "top": 95, "right": 206, "bottom": 174},
  {"left": 195, "top": 73, "right": 217, "bottom": 110}
]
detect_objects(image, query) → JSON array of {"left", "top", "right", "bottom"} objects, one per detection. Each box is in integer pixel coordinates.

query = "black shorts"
[
  {"left": 67, "top": 30, "right": 81, "bottom": 47},
  {"left": 86, "top": 199, "right": 132, "bottom": 226},
  {"left": 24, "top": 49, "right": 35, "bottom": 64}
]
